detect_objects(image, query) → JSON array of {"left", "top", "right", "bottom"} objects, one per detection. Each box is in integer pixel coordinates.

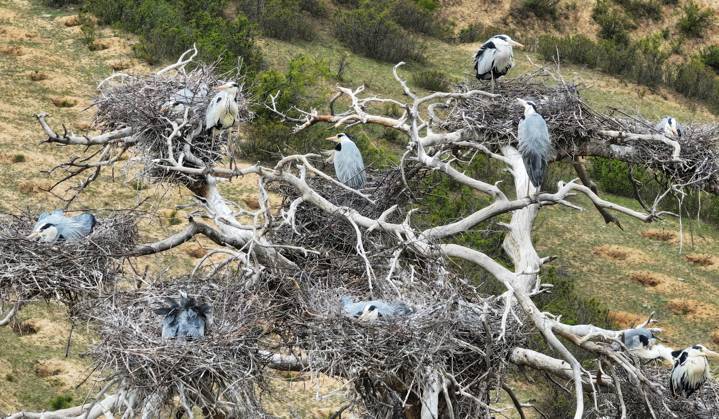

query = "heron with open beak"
[
  {"left": 670, "top": 344, "right": 719, "bottom": 397},
  {"left": 326, "top": 133, "right": 366, "bottom": 189}
]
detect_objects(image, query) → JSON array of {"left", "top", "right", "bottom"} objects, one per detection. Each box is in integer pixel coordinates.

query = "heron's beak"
[
  {"left": 213, "top": 82, "right": 233, "bottom": 91},
  {"left": 671, "top": 127, "right": 679, "bottom": 138},
  {"left": 704, "top": 349, "right": 719, "bottom": 358},
  {"left": 516, "top": 98, "right": 527, "bottom": 107},
  {"left": 510, "top": 40, "right": 524, "bottom": 48},
  {"left": 26, "top": 231, "right": 39, "bottom": 240},
  {"left": 325, "top": 135, "right": 340, "bottom": 143}
]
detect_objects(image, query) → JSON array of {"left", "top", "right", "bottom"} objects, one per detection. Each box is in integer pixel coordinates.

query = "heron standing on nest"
[
  {"left": 27, "top": 210, "right": 96, "bottom": 243},
  {"left": 670, "top": 344, "right": 719, "bottom": 397},
  {"left": 517, "top": 98, "right": 551, "bottom": 195},
  {"left": 205, "top": 81, "right": 239, "bottom": 132},
  {"left": 474, "top": 34, "right": 523, "bottom": 92},
  {"left": 656, "top": 116, "right": 682, "bottom": 139},
  {"left": 154, "top": 291, "right": 212, "bottom": 339},
  {"left": 326, "top": 133, "right": 366, "bottom": 189}
]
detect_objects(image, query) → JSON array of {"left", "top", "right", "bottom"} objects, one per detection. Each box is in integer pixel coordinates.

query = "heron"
[
  {"left": 27, "top": 210, "right": 96, "bottom": 243},
  {"left": 205, "top": 81, "right": 239, "bottom": 132},
  {"left": 517, "top": 98, "right": 551, "bottom": 194},
  {"left": 154, "top": 291, "right": 212, "bottom": 339},
  {"left": 326, "top": 133, "right": 366, "bottom": 189},
  {"left": 474, "top": 34, "right": 524, "bottom": 92},
  {"left": 340, "top": 296, "right": 413, "bottom": 321},
  {"left": 161, "top": 84, "right": 209, "bottom": 115},
  {"left": 656, "top": 116, "right": 682, "bottom": 139},
  {"left": 619, "top": 327, "right": 673, "bottom": 361},
  {"left": 670, "top": 344, "right": 719, "bottom": 397}
]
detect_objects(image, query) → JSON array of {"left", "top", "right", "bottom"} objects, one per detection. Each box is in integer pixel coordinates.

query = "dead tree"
[{"left": 6, "top": 48, "right": 719, "bottom": 418}]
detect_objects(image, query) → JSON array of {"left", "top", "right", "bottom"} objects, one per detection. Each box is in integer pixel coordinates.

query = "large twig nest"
[
  {"left": 85, "top": 277, "right": 271, "bottom": 417},
  {"left": 94, "top": 64, "right": 252, "bottom": 185},
  {"left": 443, "top": 71, "right": 719, "bottom": 190},
  {"left": 0, "top": 212, "right": 136, "bottom": 314}
]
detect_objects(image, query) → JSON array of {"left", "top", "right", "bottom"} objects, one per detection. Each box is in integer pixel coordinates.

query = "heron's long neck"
[
  {"left": 524, "top": 107, "right": 536, "bottom": 118},
  {"left": 653, "top": 344, "right": 676, "bottom": 362}
]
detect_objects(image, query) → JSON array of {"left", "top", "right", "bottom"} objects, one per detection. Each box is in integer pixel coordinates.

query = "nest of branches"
[
  {"left": 0, "top": 212, "right": 136, "bottom": 314},
  {"left": 442, "top": 72, "right": 719, "bottom": 191},
  {"left": 93, "top": 64, "right": 252, "bottom": 185},
  {"left": 85, "top": 276, "right": 272, "bottom": 417},
  {"left": 593, "top": 363, "right": 719, "bottom": 418}
]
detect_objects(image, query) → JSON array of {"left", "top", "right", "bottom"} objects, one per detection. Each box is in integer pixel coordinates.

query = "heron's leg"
[{"left": 490, "top": 76, "right": 496, "bottom": 94}]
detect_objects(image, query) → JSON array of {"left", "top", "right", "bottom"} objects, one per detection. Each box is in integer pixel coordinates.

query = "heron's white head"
[
  {"left": 214, "top": 81, "right": 239, "bottom": 96},
  {"left": 689, "top": 345, "right": 719, "bottom": 359},
  {"left": 516, "top": 98, "right": 538, "bottom": 117},
  {"left": 326, "top": 133, "right": 353, "bottom": 151},
  {"left": 493, "top": 34, "right": 524, "bottom": 49},
  {"left": 359, "top": 304, "right": 379, "bottom": 322},
  {"left": 27, "top": 224, "right": 60, "bottom": 243}
]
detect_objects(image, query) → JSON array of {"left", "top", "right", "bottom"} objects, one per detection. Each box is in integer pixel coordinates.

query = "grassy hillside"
[{"left": 1, "top": 0, "right": 718, "bottom": 416}]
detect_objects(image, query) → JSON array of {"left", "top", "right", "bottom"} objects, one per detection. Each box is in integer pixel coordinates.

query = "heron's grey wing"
[
  {"left": 171, "top": 88, "right": 195, "bottom": 105},
  {"left": 57, "top": 213, "right": 96, "bottom": 241},
  {"left": 474, "top": 42, "right": 497, "bottom": 80},
  {"left": 655, "top": 117, "right": 669, "bottom": 132},
  {"left": 518, "top": 114, "right": 551, "bottom": 188},
  {"left": 391, "top": 303, "right": 414, "bottom": 316},
  {"left": 342, "top": 300, "right": 367, "bottom": 317},
  {"left": 334, "top": 141, "right": 366, "bottom": 189},
  {"left": 161, "top": 313, "right": 179, "bottom": 338},
  {"left": 33, "top": 209, "right": 65, "bottom": 232},
  {"left": 178, "top": 308, "right": 205, "bottom": 338}
]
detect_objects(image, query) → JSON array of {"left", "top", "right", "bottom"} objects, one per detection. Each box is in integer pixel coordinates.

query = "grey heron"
[
  {"left": 154, "top": 291, "right": 212, "bottom": 339},
  {"left": 656, "top": 116, "right": 683, "bottom": 138},
  {"left": 517, "top": 98, "right": 551, "bottom": 192},
  {"left": 205, "top": 81, "right": 240, "bottom": 132},
  {"left": 161, "top": 84, "right": 209, "bottom": 115},
  {"left": 326, "top": 133, "right": 366, "bottom": 189},
  {"left": 28, "top": 210, "right": 96, "bottom": 243},
  {"left": 670, "top": 344, "right": 719, "bottom": 397},
  {"left": 340, "top": 296, "right": 413, "bottom": 321},
  {"left": 474, "top": 34, "right": 523, "bottom": 91},
  {"left": 619, "top": 327, "right": 673, "bottom": 361}
]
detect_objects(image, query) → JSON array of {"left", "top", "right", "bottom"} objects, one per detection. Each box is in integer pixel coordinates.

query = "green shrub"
[
  {"left": 412, "top": 70, "right": 451, "bottom": 91},
  {"left": 613, "top": 0, "right": 663, "bottom": 21},
  {"left": 457, "top": 22, "right": 488, "bottom": 43},
  {"left": 512, "top": 0, "right": 561, "bottom": 20},
  {"left": 669, "top": 59, "right": 719, "bottom": 110},
  {"left": 49, "top": 395, "right": 74, "bottom": 410},
  {"left": 260, "top": 0, "right": 317, "bottom": 41},
  {"left": 43, "top": 0, "right": 81, "bottom": 6},
  {"left": 86, "top": 0, "right": 263, "bottom": 74},
  {"left": 702, "top": 45, "right": 719, "bottom": 72},
  {"left": 12, "top": 154, "right": 26, "bottom": 163},
  {"left": 333, "top": 0, "right": 359, "bottom": 6},
  {"left": 678, "top": 1, "right": 715, "bottom": 38},
  {"left": 389, "top": 0, "right": 451, "bottom": 38},
  {"left": 299, "top": 0, "right": 328, "bottom": 17},
  {"left": 593, "top": 0, "right": 634, "bottom": 45},
  {"left": 78, "top": 12, "right": 97, "bottom": 47},
  {"left": 333, "top": 7, "right": 425, "bottom": 63}
]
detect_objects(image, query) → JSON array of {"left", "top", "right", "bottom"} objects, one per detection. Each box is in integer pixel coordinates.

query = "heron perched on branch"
[
  {"left": 517, "top": 98, "right": 551, "bottom": 192},
  {"left": 154, "top": 291, "right": 212, "bottom": 339},
  {"left": 474, "top": 34, "right": 523, "bottom": 92},
  {"left": 670, "top": 344, "right": 719, "bottom": 397},
  {"left": 27, "top": 209, "right": 96, "bottom": 243},
  {"left": 326, "top": 133, "right": 366, "bottom": 189},
  {"left": 656, "top": 116, "right": 682, "bottom": 139},
  {"left": 340, "top": 296, "right": 413, "bottom": 322},
  {"left": 205, "top": 81, "right": 239, "bottom": 132}
]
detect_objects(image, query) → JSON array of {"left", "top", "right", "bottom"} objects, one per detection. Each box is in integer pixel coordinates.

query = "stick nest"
[
  {"left": 442, "top": 72, "right": 719, "bottom": 191},
  {"left": 94, "top": 64, "right": 252, "bottom": 186},
  {"left": 0, "top": 212, "right": 136, "bottom": 314},
  {"left": 85, "top": 277, "right": 272, "bottom": 417}
]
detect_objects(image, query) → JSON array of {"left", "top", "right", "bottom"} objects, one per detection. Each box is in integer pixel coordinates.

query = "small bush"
[
  {"left": 613, "top": 0, "right": 663, "bottom": 21},
  {"left": 12, "top": 154, "right": 26, "bottom": 163},
  {"left": 702, "top": 45, "right": 719, "bottom": 72},
  {"left": 333, "top": 7, "right": 425, "bottom": 63},
  {"left": 260, "top": 0, "right": 317, "bottom": 41},
  {"left": 412, "top": 70, "right": 451, "bottom": 91},
  {"left": 513, "top": 0, "right": 561, "bottom": 20},
  {"left": 78, "top": 12, "right": 97, "bottom": 47},
  {"left": 49, "top": 395, "right": 74, "bottom": 410},
  {"left": 43, "top": 0, "right": 81, "bottom": 6},
  {"left": 678, "top": 1, "right": 714, "bottom": 38},
  {"left": 669, "top": 59, "right": 719, "bottom": 110},
  {"left": 299, "top": 0, "right": 328, "bottom": 17},
  {"left": 389, "top": 0, "right": 451, "bottom": 38},
  {"left": 457, "top": 22, "right": 487, "bottom": 43},
  {"left": 593, "top": 0, "right": 634, "bottom": 45}
]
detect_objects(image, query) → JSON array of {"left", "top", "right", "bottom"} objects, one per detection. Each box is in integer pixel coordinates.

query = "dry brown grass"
[
  {"left": 641, "top": 229, "right": 676, "bottom": 242},
  {"left": 608, "top": 311, "right": 644, "bottom": 329},
  {"left": 629, "top": 271, "right": 664, "bottom": 287},
  {"left": 28, "top": 70, "right": 48, "bottom": 81},
  {"left": 63, "top": 15, "right": 80, "bottom": 27},
  {"left": 34, "top": 359, "right": 86, "bottom": 390},
  {"left": 686, "top": 254, "right": 715, "bottom": 267},
  {"left": 51, "top": 97, "right": 78, "bottom": 108},
  {"left": 711, "top": 330, "right": 719, "bottom": 345},
  {"left": 593, "top": 245, "right": 649, "bottom": 264},
  {"left": 109, "top": 60, "right": 131, "bottom": 71},
  {"left": 0, "top": 45, "right": 23, "bottom": 56},
  {"left": 666, "top": 299, "right": 717, "bottom": 319},
  {"left": 668, "top": 299, "right": 695, "bottom": 315},
  {"left": 243, "top": 196, "right": 261, "bottom": 210},
  {"left": 184, "top": 245, "right": 207, "bottom": 259},
  {"left": 88, "top": 40, "right": 110, "bottom": 51}
]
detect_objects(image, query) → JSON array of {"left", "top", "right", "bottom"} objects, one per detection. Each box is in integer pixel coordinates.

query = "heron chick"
[
  {"left": 28, "top": 209, "right": 96, "bottom": 243},
  {"left": 517, "top": 98, "right": 551, "bottom": 193},
  {"left": 326, "top": 133, "right": 366, "bottom": 189},
  {"left": 340, "top": 296, "right": 413, "bottom": 323},
  {"left": 154, "top": 291, "right": 212, "bottom": 340}
]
